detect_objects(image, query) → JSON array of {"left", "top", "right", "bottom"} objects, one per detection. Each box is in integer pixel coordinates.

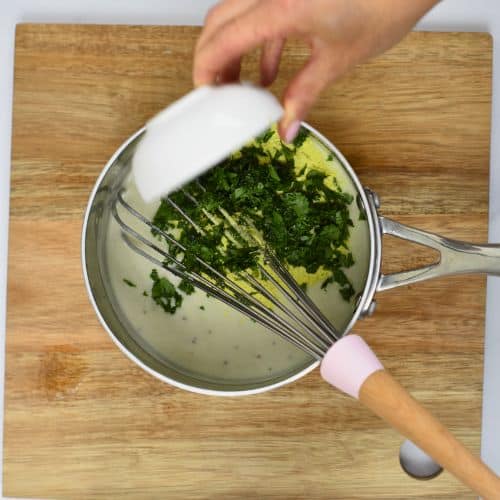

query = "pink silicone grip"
[{"left": 320, "top": 334, "right": 384, "bottom": 399}]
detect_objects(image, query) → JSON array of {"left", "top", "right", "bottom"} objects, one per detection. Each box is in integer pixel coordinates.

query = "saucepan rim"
[{"left": 81, "top": 123, "right": 380, "bottom": 396}]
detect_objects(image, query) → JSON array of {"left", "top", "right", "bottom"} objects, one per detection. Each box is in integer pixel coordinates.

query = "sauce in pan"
[{"left": 104, "top": 132, "right": 370, "bottom": 386}]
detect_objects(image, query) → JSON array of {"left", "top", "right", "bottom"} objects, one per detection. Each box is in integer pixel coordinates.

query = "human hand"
[{"left": 194, "top": 0, "right": 440, "bottom": 142}]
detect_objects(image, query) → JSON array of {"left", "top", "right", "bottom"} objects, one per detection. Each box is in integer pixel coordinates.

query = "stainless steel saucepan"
[{"left": 82, "top": 123, "right": 500, "bottom": 396}]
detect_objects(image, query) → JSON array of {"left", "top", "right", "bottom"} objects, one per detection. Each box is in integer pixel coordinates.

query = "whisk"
[{"left": 112, "top": 185, "right": 500, "bottom": 498}]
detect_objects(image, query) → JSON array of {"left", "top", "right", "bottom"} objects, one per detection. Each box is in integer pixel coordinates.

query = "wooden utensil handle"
[
  {"left": 360, "top": 370, "right": 500, "bottom": 499},
  {"left": 320, "top": 335, "right": 500, "bottom": 498}
]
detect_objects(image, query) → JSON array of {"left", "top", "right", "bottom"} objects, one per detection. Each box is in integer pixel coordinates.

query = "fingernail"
[{"left": 285, "top": 120, "right": 300, "bottom": 144}]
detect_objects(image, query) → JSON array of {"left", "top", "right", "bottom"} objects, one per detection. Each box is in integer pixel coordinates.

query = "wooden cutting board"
[{"left": 5, "top": 24, "right": 492, "bottom": 499}]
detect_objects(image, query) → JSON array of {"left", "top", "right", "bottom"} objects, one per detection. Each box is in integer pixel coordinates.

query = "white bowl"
[{"left": 132, "top": 83, "right": 284, "bottom": 202}]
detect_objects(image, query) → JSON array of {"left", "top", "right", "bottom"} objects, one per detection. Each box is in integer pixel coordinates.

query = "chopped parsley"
[
  {"left": 293, "top": 127, "right": 309, "bottom": 148},
  {"left": 178, "top": 278, "right": 195, "bottom": 295},
  {"left": 150, "top": 269, "right": 183, "bottom": 314},
  {"left": 123, "top": 278, "right": 136, "bottom": 287},
  {"left": 256, "top": 128, "right": 275, "bottom": 144},
  {"left": 147, "top": 126, "right": 356, "bottom": 313}
]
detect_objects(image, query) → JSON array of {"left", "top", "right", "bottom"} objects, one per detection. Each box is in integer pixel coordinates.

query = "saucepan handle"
[{"left": 377, "top": 217, "right": 500, "bottom": 292}]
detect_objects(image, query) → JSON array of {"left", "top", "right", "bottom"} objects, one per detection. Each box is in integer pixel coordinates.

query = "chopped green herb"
[
  {"left": 143, "top": 291, "right": 148, "bottom": 297},
  {"left": 147, "top": 127, "right": 357, "bottom": 313},
  {"left": 256, "top": 128, "right": 275, "bottom": 144},
  {"left": 283, "top": 192, "right": 309, "bottom": 218},
  {"left": 179, "top": 278, "right": 195, "bottom": 295},
  {"left": 326, "top": 154, "right": 333, "bottom": 161},
  {"left": 292, "top": 127, "right": 309, "bottom": 148},
  {"left": 281, "top": 143, "right": 295, "bottom": 163},
  {"left": 199, "top": 305, "right": 205, "bottom": 311},
  {"left": 321, "top": 275, "right": 335, "bottom": 290},
  {"left": 268, "top": 164, "right": 280, "bottom": 182},
  {"left": 150, "top": 269, "right": 183, "bottom": 314},
  {"left": 123, "top": 278, "right": 136, "bottom": 288}
]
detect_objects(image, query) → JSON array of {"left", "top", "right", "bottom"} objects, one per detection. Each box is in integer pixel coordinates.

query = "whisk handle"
[{"left": 320, "top": 335, "right": 500, "bottom": 498}]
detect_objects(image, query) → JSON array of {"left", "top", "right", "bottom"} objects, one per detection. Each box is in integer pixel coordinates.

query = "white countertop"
[{"left": 1, "top": 0, "right": 499, "bottom": 496}]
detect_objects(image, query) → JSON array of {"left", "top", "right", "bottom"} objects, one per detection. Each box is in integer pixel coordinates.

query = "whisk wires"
[{"left": 112, "top": 186, "right": 342, "bottom": 360}]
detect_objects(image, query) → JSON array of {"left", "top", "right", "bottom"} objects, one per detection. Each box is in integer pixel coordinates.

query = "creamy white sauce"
[{"left": 104, "top": 134, "right": 370, "bottom": 385}]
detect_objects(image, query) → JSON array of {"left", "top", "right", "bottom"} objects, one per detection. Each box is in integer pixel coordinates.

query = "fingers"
[
  {"left": 195, "top": 0, "right": 257, "bottom": 86},
  {"left": 217, "top": 58, "right": 242, "bottom": 84},
  {"left": 194, "top": 1, "right": 298, "bottom": 86},
  {"left": 197, "top": 0, "right": 257, "bottom": 52},
  {"left": 279, "top": 51, "right": 341, "bottom": 142},
  {"left": 260, "top": 38, "right": 285, "bottom": 86}
]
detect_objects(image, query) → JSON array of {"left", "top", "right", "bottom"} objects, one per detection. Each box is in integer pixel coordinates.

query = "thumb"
[{"left": 279, "top": 52, "right": 339, "bottom": 143}]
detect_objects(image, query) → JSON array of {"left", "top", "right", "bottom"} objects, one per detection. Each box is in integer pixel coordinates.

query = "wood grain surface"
[{"left": 4, "top": 24, "right": 492, "bottom": 499}]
